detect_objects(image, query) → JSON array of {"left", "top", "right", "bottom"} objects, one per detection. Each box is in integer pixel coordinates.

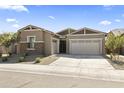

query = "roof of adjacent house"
[{"left": 110, "top": 28, "right": 124, "bottom": 36}]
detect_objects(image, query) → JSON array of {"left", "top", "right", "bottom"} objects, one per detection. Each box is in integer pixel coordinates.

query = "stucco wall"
[
  {"left": 67, "top": 34, "right": 105, "bottom": 39},
  {"left": 20, "top": 43, "right": 27, "bottom": 53},
  {"left": 19, "top": 43, "right": 44, "bottom": 54},
  {"left": 102, "top": 38, "right": 106, "bottom": 55},
  {"left": 44, "top": 32, "right": 52, "bottom": 56},
  {"left": 20, "top": 30, "right": 44, "bottom": 42}
]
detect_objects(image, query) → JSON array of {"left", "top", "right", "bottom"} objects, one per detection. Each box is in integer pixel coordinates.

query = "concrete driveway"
[{"left": 50, "top": 54, "right": 114, "bottom": 70}]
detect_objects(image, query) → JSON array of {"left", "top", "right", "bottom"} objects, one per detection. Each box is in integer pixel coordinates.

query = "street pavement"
[{"left": 0, "top": 70, "right": 124, "bottom": 88}]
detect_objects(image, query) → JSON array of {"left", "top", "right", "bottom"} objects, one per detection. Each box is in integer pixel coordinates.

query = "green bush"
[
  {"left": 18, "top": 57, "right": 25, "bottom": 62},
  {"left": 35, "top": 57, "right": 41, "bottom": 63},
  {"left": 20, "top": 52, "right": 28, "bottom": 58},
  {"left": 24, "top": 52, "right": 28, "bottom": 56},
  {"left": 2, "top": 57, "right": 8, "bottom": 62}
]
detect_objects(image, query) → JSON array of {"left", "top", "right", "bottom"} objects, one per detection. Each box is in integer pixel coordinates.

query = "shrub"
[
  {"left": 21, "top": 52, "right": 28, "bottom": 58},
  {"left": 35, "top": 57, "right": 41, "bottom": 63},
  {"left": 2, "top": 57, "right": 8, "bottom": 62},
  {"left": 18, "top": 57, "right": 25, "bottom": 62},
  {"left": 24, "top": 52, "right": 28, "bottom": 56}
]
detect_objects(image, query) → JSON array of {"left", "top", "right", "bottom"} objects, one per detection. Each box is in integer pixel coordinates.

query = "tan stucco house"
[{"left": 15, "top": 25, "right": 106, "bottom": 56}]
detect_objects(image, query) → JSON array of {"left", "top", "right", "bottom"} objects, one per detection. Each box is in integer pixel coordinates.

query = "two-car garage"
[
  {"left": 56, "top": 27, "right": 105, "bottom": 55},
  {"left": 69, "top": 39, "right": 103, "bottom": 55}
]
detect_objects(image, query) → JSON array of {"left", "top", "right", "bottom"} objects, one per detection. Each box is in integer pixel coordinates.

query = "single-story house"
[
  {"left": 108, "top": 29, "right": 124, "bottom": 55},
  {"left": 15, "top": 25, "right": 106, "bottom": 56}
]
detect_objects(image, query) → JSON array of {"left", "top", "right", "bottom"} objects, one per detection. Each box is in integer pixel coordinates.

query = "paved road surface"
[{"left": 0, "top": 70, "right": 124, "bottom": 88}]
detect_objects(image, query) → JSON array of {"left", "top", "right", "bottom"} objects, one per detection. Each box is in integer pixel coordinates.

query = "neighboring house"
[
  {"left": 108, "top": 29, "right": 124, "bottom": 55},
  {"left": 16, "top": 25, "right": 106, "bottom": 56}
]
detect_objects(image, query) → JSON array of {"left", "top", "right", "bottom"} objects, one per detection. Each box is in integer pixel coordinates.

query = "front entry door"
[{"left": 59, "top": 40, "right": 66, "bottom": 53}]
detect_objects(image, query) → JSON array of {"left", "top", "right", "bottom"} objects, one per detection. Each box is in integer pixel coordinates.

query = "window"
[{"left": 27, "top": 36, "right": 36, "bottom": 49}]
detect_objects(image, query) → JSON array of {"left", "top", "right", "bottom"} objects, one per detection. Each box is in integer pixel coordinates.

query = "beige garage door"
[{"left": 70, "top": 39, "right": 102, "bottom": 55}]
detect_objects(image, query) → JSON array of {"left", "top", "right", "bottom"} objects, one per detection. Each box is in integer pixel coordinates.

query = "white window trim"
[
  {"left": 20, "top": 41, "right": 44, "bottom": 43},
  {"left": 27, "top": 36, "right": 36, "bottom": 49},
  {"left": 35, "top": 41, "right": 44, "bottom": 43},
  {"left": 27, "top": 48, "right": 36, "bottom": 50},
  {"left": 27, "top": 36, "right": 36, "bottom": 43}
]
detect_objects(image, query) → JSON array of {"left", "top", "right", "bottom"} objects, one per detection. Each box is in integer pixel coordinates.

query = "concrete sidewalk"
[{"left": 0, "top": 63, "right": 124, "bottom": 82}]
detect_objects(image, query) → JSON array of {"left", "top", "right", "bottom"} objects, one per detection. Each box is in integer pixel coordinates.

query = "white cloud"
[
  {"left": 0, "top": 5, "right": 29, "bottom": 12},
  {"left": 122, "top": 14, "right": 124, "bottom": 17},
  {"left": 99, "top": 20, "right": 111, "bottom": 26},
  {"left": 115, "top": 19, "right": 121, "bottom": 22},
  {"left": 12, "top": 24, "right": 20, "bottom": 28},
  {"left": 6, "top": 18, "right": 18, "bottom": 23},
  {"left": 48, "top": 16, "right": 55, "bottom": 20},
  {"left": 103, "top": 5, "right": 113, "bottom": 7},
  {"left": 103, "top": 5, "right": 113, "bottom": 10}
]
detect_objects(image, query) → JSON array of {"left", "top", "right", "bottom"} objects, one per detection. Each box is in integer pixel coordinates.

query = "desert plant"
[
  {"left": 106, "top": 33, "right": 124, "bottom": 60},
  {"left": 35, "top": 57, "right": 41, "bottom": 63},
  {"left": 20, "top": 52, "right": 28, "bottom": 58},
  {"left": 24, "top": 52, "right": 28, "bottom": 56},
  {"left": 18, "top": 57, "right": 25, "bottom": 62}
]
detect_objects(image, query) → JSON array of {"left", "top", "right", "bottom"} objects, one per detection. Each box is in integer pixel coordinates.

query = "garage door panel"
[
  {"left": 70, "top": 41, "right": 83, "bottom": 54},
  {"left": 70, "top": 39, "right": 102, "bottom": 55}
]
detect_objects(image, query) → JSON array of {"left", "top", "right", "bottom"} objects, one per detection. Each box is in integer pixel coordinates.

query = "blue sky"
[{"left": 0, "top": 5, "right": 124, "bottom": 33}]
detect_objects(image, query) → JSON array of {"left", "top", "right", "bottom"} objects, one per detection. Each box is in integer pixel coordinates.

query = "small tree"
[
  {"left": 105, "top": 33, "right": 124, "bottom": 60},
  {"left": 0, "top": 32, "right": 17, "bottom": 54}
]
